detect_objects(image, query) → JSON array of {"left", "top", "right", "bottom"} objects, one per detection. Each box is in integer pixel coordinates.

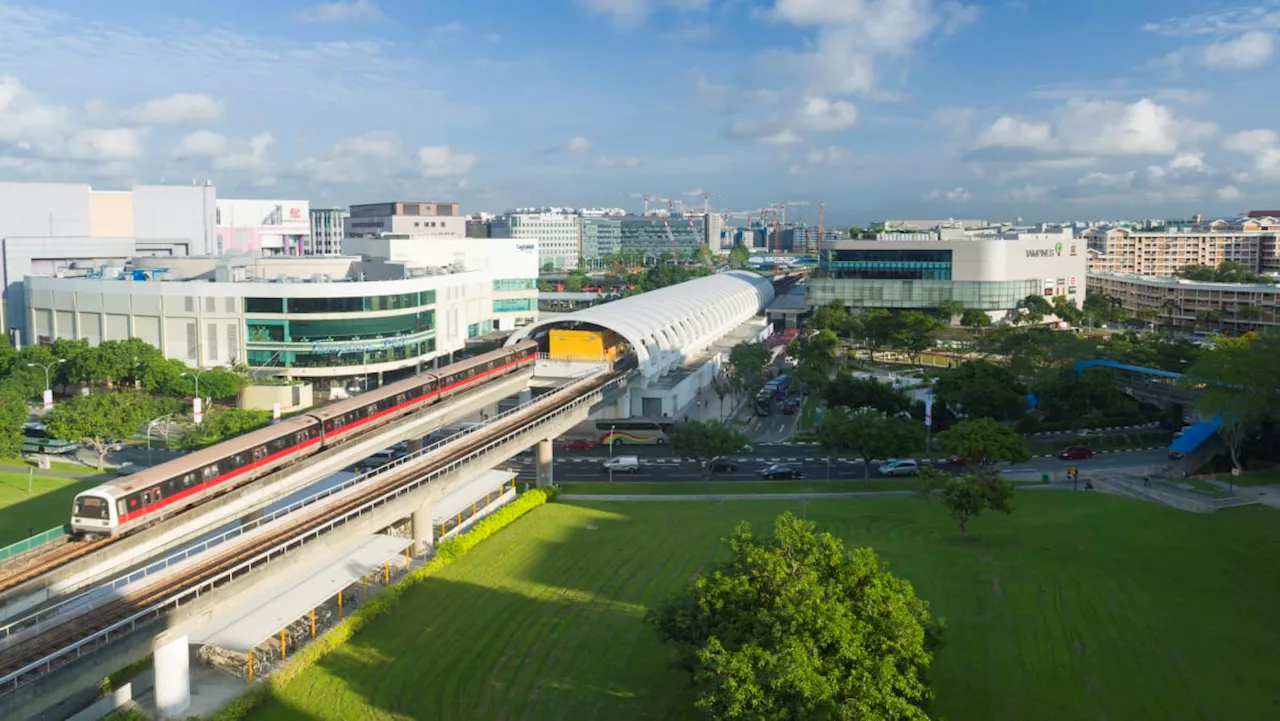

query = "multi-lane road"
[{"left": 507, "top": 445, "right": 1171, "bottom": 483}]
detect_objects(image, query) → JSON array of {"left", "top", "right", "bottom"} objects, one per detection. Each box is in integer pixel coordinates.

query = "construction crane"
[
  {"left": 779, "top": 200, "right": 810, "bottom": 226},
  {"left": 642, "top": 195, "right": 669, "bottom": 215},
  {"left": 660, "top": 215, "right": 681, "bottom": 260}
]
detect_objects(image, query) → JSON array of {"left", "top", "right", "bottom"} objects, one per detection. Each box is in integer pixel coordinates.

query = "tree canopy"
[
  {"left": 935, "top": 417, "right": 1031, "bottom": 466},
  {"left": 45, "top": 391, "right": 167, "bottom": 469},
  {"left": 182, "top": 408, "right": 272, "bottom": 451},
  {"left": 825, "top": 373, "right": 911, "bottom": 416},
  {"left": 942, "top": 473, "right": 1016, "bottom": 536},
  {"left": 727, "top": 341, "right": 771, "bottom": 400},
  {"left": 933, "top": 361, "right": 1025, "bottom": 421},
  {"left": 819, "top": 408, "right": 924, "bottom": 478},
  {"left": 959, "top": 308, "right": 990, "bottom": 330},
  {"left": 668, "top": 420, "right": 751, "bottom": 479},
  {"left": 1186, "top": 334, "right": 1280, "bottom": 471},
  {"left": 647, "top": 512, "right": 940, "bottom": 721}
]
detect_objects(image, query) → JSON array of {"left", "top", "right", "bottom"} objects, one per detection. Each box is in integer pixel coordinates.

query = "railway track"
[
  {"left": 0, "top": 370, "right": 615, "bottom": 686},
  {"left": 0, "top": 368, "right": 537, "bottom": 599}
]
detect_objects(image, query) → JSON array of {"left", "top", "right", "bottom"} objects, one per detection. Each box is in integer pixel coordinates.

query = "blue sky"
[{"left": 0, "top": 0, "right": 1278, "bottom": 225}]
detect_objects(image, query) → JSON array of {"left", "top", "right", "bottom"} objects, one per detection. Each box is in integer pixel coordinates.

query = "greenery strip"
[{"left": 207, "top": 487, "right": 556, "bottom": 721}]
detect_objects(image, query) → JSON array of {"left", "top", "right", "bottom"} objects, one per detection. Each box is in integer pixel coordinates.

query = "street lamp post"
[
  {"left": 608, "top": 424, "right": 616, "bottom": 484},
  {"left": 181, "top": 369, "right": 210, "bottom": 424},
  {"left": 27, "top": 359, "right": 65, "bottom": 410},
  {"left": 146, "top": 413, "right": 175, "bottom": 468}
]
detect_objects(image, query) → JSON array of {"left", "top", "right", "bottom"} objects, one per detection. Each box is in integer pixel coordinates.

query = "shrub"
[{"left": 208, "top": 487, "right": 555, "bottom": 719}]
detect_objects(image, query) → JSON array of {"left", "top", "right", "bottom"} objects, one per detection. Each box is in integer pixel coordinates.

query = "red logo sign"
[{"left": 289, "top": 208, "right": 301, "bottom": 220}]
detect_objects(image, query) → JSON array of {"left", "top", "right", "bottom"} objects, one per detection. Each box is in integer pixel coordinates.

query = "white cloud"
[
  {"left": 765, "top": 0, "right": 980, "bottom": 95},
  {"left": 331, "top": 130, "right": 401, "bottom": 158},
  {"left": 66, "top": 128, "right": 145, "bottom": 160},
  {"left": 578, "top": 0, "right": 652, "bottom": 28},
  {"left": 969, "top": 98, "right": 1217, "bottom": 163},
  {"left": 788, "top": 145, "right": 844, "bottom": 176},
  {"left": 124, "top": 93, "right": 225, "bottom": 126},
  {"left": 0, "top": 75, "right": 68, "bottom": 147},
  {"left": 1077, "top": 171, "right": 1135, "bottom": 190},
  {"left": 1203, "top": 31, "right": 1274, "bottom": 69},
  {"left": 213, "top": 133, "right": 274, "bottom": 171},
  {"left": 759, "top": 129, "right": 803, "bottom": 146},
  {"left": 1217, "top": 185, "right": 1242, "bottom": 200},
  {"left": 923, "top": 186, "right": 971, "bottom": 202},
  {"left": 796, "top": 96, "right": 858, "bottom": 132},
  {"left": 564, "top": 136, "right": 594, "bottom": 155},
  {"left": 1143, "top": 6, "right": 1280, "bottom": 39},
  {"left": 695, "top": 74, "right": 732, "bottom": 111},
  {"left": 417, "top": 145, "right": 475, "bottom": 177},
  {"left": 296, "top": 0, "right": 383, "bottom": 23},
  {"left": 1168, "top": 152, "right": 1204, "bottom": 169},
  {"left": 1223, "top": 129, "right": 1278, "bottom": 152},
  {"left": 172, "top": 130, "right": 228, "bottom": 158}
]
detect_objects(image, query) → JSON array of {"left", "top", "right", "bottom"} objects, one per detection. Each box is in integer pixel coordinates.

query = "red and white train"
[{"left": 70, "top": 341, "right": 538, "bottom": 536}]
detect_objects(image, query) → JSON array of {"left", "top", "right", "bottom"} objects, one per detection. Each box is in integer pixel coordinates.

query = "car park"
[
  {"left": 1058, "top": 446, "right": 1095, "bottom": 460},
  {"left": 760, "top": 463, "right": 803, "bottom": 480},
  {"left": 878, "top": 459, "right": 919, "bottom": 477}
]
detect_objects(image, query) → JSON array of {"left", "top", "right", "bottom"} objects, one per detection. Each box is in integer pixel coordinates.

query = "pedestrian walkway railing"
[{"left": 0, "top": 526, "right": 69, "bottom": 563}]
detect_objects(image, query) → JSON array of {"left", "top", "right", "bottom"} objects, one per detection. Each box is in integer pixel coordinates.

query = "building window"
[
  {"left": 468, "top": 323, "right": 480, "bottom": 338},
  {"left": 493, "top": 278, "right": 537, "bottom": 292},
  {"left": 246, "top": 297, "right": 284, "bottom": 313},
  {"left": 493, "top": 298, "right": 535, "bottom": 313}
]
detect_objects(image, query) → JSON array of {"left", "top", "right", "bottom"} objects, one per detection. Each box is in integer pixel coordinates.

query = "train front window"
[{"left": 75, "top": 496, "right": 109, "bottom": 520}]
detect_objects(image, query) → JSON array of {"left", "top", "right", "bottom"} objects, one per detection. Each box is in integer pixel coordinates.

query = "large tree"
[
  {"left": 858, "top": 309, "right": 899, "bottom": 362},
  {"left": 819, "top": 408, "right": 924, "bottom": 479},
  {"left": 45, "top": 391, "right": 157, "bottom": 469},
  {"left": 959, "top": 308, "right": 990, "bottom": 330},
  {"left": 668, "top": 420, "right": 751, "bottom": 480},
  {"left": 791, "top": 329, "right": 839, "bottom": 392},
  {"left": 181, "top": 408, "right": 272, "bottom": 450},
  {"left": 808, "top": 302, "right": 851, "bottom": 336},
  {"left": 728, "top": 341, "right": 771, "bottom": 400},
  {"left": 647, "top": 512, "right": 940, "bottom": 721},
  {"left": 933, "top": 361, "right": 1024, "bottom": 421},
  {"left": 892, "top": 311, "right": 943, "bottom": 366},
  {"left": 825, "top": 373, "right": 911, "bottom": 416},
  {"left": 937, "top": 300, "right": 964, "bottom": 326},
  {"left": 0, "top": 389, "right": 27, "bottom": 459},
  {"left": 935, "top": 417, "right": 1031, "bottom": 468}
]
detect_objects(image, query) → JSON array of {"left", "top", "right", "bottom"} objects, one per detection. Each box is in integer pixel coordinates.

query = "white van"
[{"left": 602, "top": 455, "right": 641, "bottom": 473}]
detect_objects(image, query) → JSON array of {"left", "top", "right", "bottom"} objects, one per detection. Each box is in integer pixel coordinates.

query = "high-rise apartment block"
[{"left": 1083, "top": 215, "right": 1280, "bottom": 277}]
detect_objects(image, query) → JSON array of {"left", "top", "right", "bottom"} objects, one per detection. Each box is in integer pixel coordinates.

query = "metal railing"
[
  {"left": 0, "top": 370, "right": 616, "bottom": 692},
  {"left": 0, "top": 369, "right": 604, "bottom": 642},
  {"left": 0, "top": 528, "right": 68, "bottom": 564}
]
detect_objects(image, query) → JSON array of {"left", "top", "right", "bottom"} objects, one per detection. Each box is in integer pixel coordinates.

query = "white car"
[{"left": 878, "top": 459, "right": 919, "bottom": 477}]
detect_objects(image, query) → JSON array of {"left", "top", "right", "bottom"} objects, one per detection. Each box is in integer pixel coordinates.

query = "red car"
[
  {"left": 560, "top": 438, "right": 597, "bottom": 451},
  {"left": 948, "top": 454, "right": 969, "bottom": 465},
  {"left": 1058, "top": 446, "right": 1094, "bottom": 461}
]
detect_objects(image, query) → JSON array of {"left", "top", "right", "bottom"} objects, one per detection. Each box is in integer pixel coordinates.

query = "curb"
[
  {"left": 514, "top": 447, "right": 1170, "bottom": 465},
  {"left": 1027, "top": 423, "right": 1161, "bottom": 437}
]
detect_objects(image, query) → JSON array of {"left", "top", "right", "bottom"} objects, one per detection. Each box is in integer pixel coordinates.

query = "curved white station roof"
[{"left": 507, "top": 270, "right": 775, "bottom": 378}]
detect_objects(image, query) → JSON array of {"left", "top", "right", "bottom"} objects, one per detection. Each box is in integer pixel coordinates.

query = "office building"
[
  {"left": 582, "top": 217, "right": 621, "bottom": 262},
  {"left": 780, "top": 227, "right": 845, "bottom": 254},
  {"left": 216, "top": 199, "right": 311, "bottom": 257},
  {"left": 465, "top": 218, "right": 490, "bottom": 238},
  {"left": 23, "top": 237, "right": 537, "bottom": 393},
  {"left": 309, "top": 208, "right": 347, "bottom": 255},
  {"left": 345, "top": 201, "right": 464, "bottom": 239},
  {"left": 619, "top": 215, "right": 703, "bottom": 260},
  {"left": 1089, "top": 271, "right": 1280, "bottom": 331},
  {"left": 490, "top": 209, "right": 581, "bottom": 270},
  {"left": 810, "top": 226, "right": 1086, "bottom": 322},
  {"left": 0, "top": 181, "right": 218, "bottom": 333},
  {"left": 1083, "top": 216, "right": 1280, "bottom": 277}
]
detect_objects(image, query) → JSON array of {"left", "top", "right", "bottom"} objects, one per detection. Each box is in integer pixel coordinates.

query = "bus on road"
[
  {"left": 21, "top": 422, "right": 78, "bottom": 455},
  {"left": 755, "top": 391, "right": 773, "bottom": 416},
  {"left": 596, "top": 420, "right": 675, "bottom": 445}
]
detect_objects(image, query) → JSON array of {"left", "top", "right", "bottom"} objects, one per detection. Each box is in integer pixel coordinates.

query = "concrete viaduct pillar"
[
  {"left": 153, "top": 632, "right": 190, "bottom": 718},
  {"left": 412, "top": 501, "right": 434, "bottom": 557},
  {"left": 535, "top": 439, "right": 555, "bottom": 488}
]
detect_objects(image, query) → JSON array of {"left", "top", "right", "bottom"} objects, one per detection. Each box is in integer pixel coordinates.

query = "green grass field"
[
  {"left": 249, "top": 494, "right": 1280, "bottom": 721},
  {"left": 0, "top": 471, "right": 102, "bottom": 546}
]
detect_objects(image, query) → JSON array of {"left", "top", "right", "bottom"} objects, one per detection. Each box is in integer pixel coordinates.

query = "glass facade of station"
[
  {"left": 809, "top": 278, "right": 1043, "bottom": 311},
  {"left": 245, "top": 290, "right": 437, "bottom": 370}
]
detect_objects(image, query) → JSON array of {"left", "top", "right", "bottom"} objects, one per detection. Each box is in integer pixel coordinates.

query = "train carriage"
[
  {"left": 70, "top": 416, "right": 321, "bottom": 535},
  {"left": 69, "top": 340, "right": 539, "bottom": 536}
]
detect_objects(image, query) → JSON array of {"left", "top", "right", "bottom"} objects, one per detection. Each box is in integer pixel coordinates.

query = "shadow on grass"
[
  {"left": 0, "top": 474, "right": 103, "bottom": 547},
  {"left": 250, "top": 510, "right": 699, "bottom": 721}
]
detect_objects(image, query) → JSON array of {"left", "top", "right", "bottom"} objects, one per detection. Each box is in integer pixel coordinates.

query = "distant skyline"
[{"left": 0, "top": 1, "right": 1277, "bottom": 225}]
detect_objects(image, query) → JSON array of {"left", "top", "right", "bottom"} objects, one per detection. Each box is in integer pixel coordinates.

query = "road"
[{"left": 507, "top": 448, "right": 1171, "bottom": 483}]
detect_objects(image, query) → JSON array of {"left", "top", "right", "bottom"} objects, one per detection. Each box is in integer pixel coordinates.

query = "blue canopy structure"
[{"left": 1169, "top": 415, "right": 1222, "bottom": 455}]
